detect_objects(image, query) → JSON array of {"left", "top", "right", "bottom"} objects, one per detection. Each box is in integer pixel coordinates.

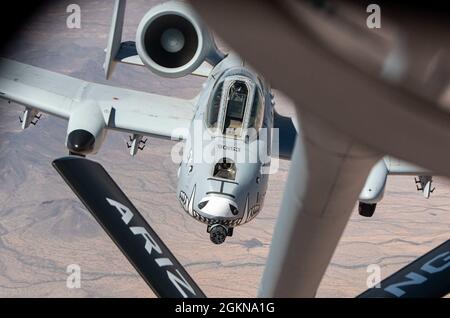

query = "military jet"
[
  {"left": 0, "top": 0, "right": 437, "bottom": 248},
  {"left": 0, "top": 0, "right": 290, "bottom": 246}
]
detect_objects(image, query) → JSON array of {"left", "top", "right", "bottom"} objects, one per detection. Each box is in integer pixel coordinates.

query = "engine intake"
[
  {"left": 67, "top": 129, "right": 96, "bottom": 154},
  {"left": 136, "top": 1, "right": 222, "bottom": 78},
  {"left": 66, "top": 102, "right": 106, "bottom": 156}
]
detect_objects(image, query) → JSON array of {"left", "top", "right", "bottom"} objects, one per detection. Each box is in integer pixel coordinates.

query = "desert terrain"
[{"left": 0, "top": 0, "right": 448, "bottom": 297}]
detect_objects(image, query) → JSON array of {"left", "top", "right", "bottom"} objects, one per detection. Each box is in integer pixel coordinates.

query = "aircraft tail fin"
[
  {"left": 358, "top": 238, "right": 450, "bottom": 298},
  {"left": 104, "top": 0, "right": 128, "bottom": 79}
]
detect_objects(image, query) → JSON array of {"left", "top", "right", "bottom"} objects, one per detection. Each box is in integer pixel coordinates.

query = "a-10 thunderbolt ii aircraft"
[{"left": 0, "top": 0, "right": 436, "bottom": 246}]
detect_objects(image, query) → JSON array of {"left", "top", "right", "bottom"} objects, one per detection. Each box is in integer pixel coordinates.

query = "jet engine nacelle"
[
  {"left": 66, "top": 102, "right": 107, "bottom": 155},
  {"left": 135, "top": 1, "right": 223, "bottom": 78},
  {"left": 359, "top": 159, "right": 389, "bottom": 204}
]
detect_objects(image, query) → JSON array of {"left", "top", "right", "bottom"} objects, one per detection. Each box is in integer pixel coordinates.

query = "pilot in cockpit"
[
  {"left": 206, "top": 72, "right": 264, "bottom": 139},
  {"left": 223, "top": 81, "right": 248, "bottom": 136}
]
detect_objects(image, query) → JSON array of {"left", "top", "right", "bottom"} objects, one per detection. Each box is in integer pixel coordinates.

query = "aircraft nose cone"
[
  {"left": 197, "top": 196, "right": 239, "bottom": 218},
  {"left": 67, "top": 129, "right": 95, "bottom": 154}
]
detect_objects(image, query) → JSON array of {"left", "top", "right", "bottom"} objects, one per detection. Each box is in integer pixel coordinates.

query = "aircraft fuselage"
[{"left": 176, "top": 55, "right": 274, "bottom": 244}]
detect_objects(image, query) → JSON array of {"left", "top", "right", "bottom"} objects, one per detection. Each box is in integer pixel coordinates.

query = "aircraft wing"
[
  {"left": 383, "top": 157, "right": 432, "bottom": 175},
  {"left": 0, "top": 58, "right": 194, "bottom": 140}
]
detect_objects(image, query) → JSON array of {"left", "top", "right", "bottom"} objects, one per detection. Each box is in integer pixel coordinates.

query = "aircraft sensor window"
[
  {"left": 223, "top": 81, "right": 248, "bottom": 136},
  {"left": 248, "top": 89, "right": 264, "bottom": 130},
  {"left": 207, "top": 82, "right": 223, "bottom": 129},
  {"left": 213, "top": 158, "right": 236, "bottom": 180}
]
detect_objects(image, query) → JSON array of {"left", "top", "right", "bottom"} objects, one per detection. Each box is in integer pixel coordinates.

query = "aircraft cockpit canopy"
[{"left": 206, "top": 69, "right": 264, "bottom": 138}]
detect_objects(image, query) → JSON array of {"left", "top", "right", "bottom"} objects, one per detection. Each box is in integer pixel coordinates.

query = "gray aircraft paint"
[{"left": 176, "top": 54, "right": 272, "bottom": 229}]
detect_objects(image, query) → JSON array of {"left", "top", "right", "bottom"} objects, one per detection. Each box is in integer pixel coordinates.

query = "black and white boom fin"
[{"left": 53, "top": 156, "right": 205, "bottom": 298}]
